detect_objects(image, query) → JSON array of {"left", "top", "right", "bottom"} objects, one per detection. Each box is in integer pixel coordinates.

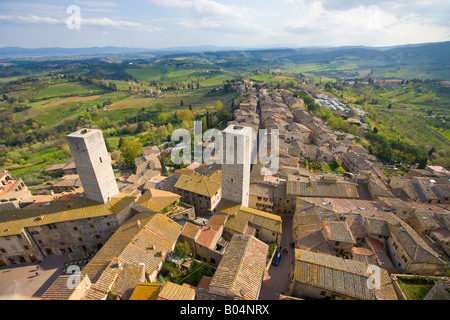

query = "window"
[
  {"left": 335, "top": 241, "right": 340, "bottom": 246},
  {"left": 78, "top": 238, "right": 83, "bottom": 242},
  {"left": 106, "top": 222, "right": 111, "bottom": 227},
  {"left": 17, "top": 234, "right": 22, "bottom": 239},
  {"left": 99, "top": 157, "right": 103, "bottom": 163},
  {"left": 95, "top": 235, "right": 101, "bottom": 239},
  {"left": 393, "top": 243, "right": 398, "bottom": 250},
  {"left": 23, "top": 245, "right": 29, "bottom": 250},
  {"left": 0, "top": 248, "right": 6, "bottom": 254},
  {"left": 30, "top": 231, "right": 39, "bottom": 235},
  {"left": 73, "top": 227, "right": 78, "bottom": 231},
  {"left": 38, "top": 240, "right": 43, "bottom": 244},
  {"left": 48, "top": 224, "right": 57, "bottom": 230},
  {"left": 210, "top": 258, "right": 216, "bottom": 264},
  {"left": 320, "top": 291, "right": 326, "bottom": 296}
]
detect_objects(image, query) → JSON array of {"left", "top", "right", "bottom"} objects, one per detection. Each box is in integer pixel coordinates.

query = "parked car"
[{"left": 272, "top": 252, "right": 281, "bottom": 266}]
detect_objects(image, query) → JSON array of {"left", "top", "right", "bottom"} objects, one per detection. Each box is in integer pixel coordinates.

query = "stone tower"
[
  {"left": 66, "top": 129, "right": 119, "bottom": 204},
  {"left": 221, "top": 125, "right": 252, "bottom": 207}
]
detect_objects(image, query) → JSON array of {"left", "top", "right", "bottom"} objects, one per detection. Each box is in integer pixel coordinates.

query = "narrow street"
[{"left": 259, "top": 214, "right": 294, "bottom": 300}]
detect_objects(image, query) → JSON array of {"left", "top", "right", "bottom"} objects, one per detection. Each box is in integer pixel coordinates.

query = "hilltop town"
[{"left": 0, "top": 84, "right": 449, "bottom": 302}]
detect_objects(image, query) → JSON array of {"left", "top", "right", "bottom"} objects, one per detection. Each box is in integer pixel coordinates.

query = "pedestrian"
[
  {"left": 35, "top": 271, "right": 40, "bottom": 277},
  {"left": 36, "top": 265, "right": 40, "bottom": 271}
]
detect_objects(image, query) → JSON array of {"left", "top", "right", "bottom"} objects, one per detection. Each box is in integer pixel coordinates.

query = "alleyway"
[{"left": 259, "top": 215, "right": 294, "bottom": 300}]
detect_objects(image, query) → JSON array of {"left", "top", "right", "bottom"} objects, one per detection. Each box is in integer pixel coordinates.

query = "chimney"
[{"left": 139, "top": 263, "right": 146, "bottom": 283}]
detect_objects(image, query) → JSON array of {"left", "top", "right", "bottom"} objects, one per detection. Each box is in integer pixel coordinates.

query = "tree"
[
  {"left": 349, "top": 124, "right": 360, "bottom": 137},
  {"left": 105, "top": 139, "right": 113, "bottom": 153},
  {"left": 157, "top": 112, "right": 168, "bottom": 124},
  {"left": 428, "top": 147, "right": 436, "bottom": 157},
  {"left": 184, "top": 261, "right": 212, "bottom": 286},
  {"left": 373, "top": 127, "right": 379, "bottom": 134},
  {"left": 155, "top": 103, "right": 164, "bottom": 113},
  {"left": 417, "top": 158, "right": 428, "bottom": 170},
  {"left": 174, "top": 241, "right": 191, "bottom": 258},
  {"left": 120, "top": 139, "right": 142, "bottom": 167},
  {"left": 177, "top": 109, "right": 194, "bottom": 123}
]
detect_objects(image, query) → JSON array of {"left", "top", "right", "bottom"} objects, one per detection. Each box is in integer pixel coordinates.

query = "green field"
[{"left": 34, "top": 82, "right": 105, "bottom": 99}]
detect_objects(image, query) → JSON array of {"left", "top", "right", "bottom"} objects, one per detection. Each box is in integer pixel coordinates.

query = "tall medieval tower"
[
  {"left": 221, "top": 125, "right": 252, "bottom": 207},
  {"left": 67, "top": 129, "right": 119, "bottom": 204}
]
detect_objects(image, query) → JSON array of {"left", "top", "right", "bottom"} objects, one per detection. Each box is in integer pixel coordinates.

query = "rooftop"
[
  {"left": 174, "top": 171, "right": 221, "bottom": 198},
  {"left": 0, "top": 193, "right": 135, "bottom": 237},
  {"left": 293, "top": 249, "right": 397, "bottom": 300},
  {"left": 210, "top": 234, "right": 268, "bottom": 300},
  {"left": 82, "top": 212, "right": 182, "bottom": 283},
  {"left": 135, "top": 188, "right": 181, "bottom": 212}
]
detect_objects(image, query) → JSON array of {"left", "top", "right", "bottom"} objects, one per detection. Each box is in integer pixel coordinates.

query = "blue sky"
[{"left": 0, "top": 0, "right": 448, "bottom": 48}]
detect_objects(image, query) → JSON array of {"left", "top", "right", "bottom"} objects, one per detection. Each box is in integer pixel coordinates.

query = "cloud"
[
  {"left": 75, "top": 1, "right": 118, "bottom": 8},
  {"left": 148, "top": 0, "right": 268, "bottom": 34},
  {"left": 0, "top": 14, "right": 160, "bottom": 32},
  {"left": 148, "top": 0, "right": 249, "bottom": 19},
  {"left": 0, "top": 14, "right": 61, "bottom": 24},
  {"left": 283, "top": 0, "right": 450, "bottom": 46}
]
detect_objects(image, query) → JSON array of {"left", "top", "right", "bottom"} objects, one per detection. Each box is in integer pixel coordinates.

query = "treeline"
[{"left": 364, "top": 132, "right": 427, "bottom": 164}]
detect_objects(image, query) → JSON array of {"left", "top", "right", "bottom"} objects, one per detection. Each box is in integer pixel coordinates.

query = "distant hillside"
[{"left": 1, "top": 41, "right": 449, "bottom": 80}]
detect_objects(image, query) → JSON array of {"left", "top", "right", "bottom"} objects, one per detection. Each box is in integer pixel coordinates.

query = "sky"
[{"left": 0, "top": 0, "right": 448, "bottom": 49}]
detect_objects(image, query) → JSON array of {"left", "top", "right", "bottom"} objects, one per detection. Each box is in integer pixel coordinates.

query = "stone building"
[
  {"left": 209, "top": 234, "right": 268, "bottom": 300},
  {"left": 221, "top": 125, "right": 252, "bottom": 207},
  {"left": 289, "top": 249, "right": 397, "bottom": 300},
  {"left": 386, "top": 223, "right": 444, "bottom": 275},
  {"left": 174, "top": 171, "right": 222, "bottom": 215},
  {"left": 0, "top": 171, "right": 32, "bottom": 208},
  {"left": 67, "top": 129, "right": 119, "bottom": 204},
  {"left": 0, "top": 193, "right": 135, "bottom": 266}
]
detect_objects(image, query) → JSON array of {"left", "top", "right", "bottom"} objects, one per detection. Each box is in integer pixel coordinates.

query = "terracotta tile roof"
[
  {"left": 221, "top": 202, "right": 282, "bottom": 235},
  {"left": 82, "top": 213, "right": 181, "bottom": 284},
  {"left": 287, "top": 179, "right": 359, "bottom": 199},
  {"left": 323, "top": 221, "right": 356, "bottom": 244},
  {"left": 41, "top": 275, "right": 86, "bottom": 300},
  {"left": 83, "top": 258, "right": 122, "bottom": 300},
  {"left": 52, "top": 175, "right": 82, "bottom": 188},
  {"left": 197, "top": 276, "right": 212, "bottom": 289},
  {"left": 110, "top": 263, "right": 144, "bottom": 300},
  {"left": 345, "top": 215, "right": 367, "bottom": 238},
  {"left": 181, "top": 222, "right": 201, "bottom": 240},
  {"left": 293, "top": 249, "right": 396, "bottom": 300},
  {"left": 207, "top": 213, "right": 228, "bottom": 231},
  {"left": 129, "top": 283, "right": 162, "bottom": 300},
  {"left": 210, "top": 235, "right": 268, "bottom": 300},
  {"left": 365, "top": 237, "right": 395, "bottom": 270},
  {"left": 196, "top": 226, "right": 219, "bottom": 249},
  {"left": 158, "top": 282, "right": 195, "bottom": 300},
  {"left": 174, "top": 172, "right": 221, "bottom": 197},
  {"left": 0, "top": 193, "right": 135, "bottom": 237},
  {"left": 136, "top": 188, "right": 181, "bottom": 212},
  {"left": 389, "top": 224, "right": 444, "bottom": 265}
]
